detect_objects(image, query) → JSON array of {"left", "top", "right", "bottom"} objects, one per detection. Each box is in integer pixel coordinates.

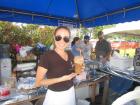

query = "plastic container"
[
  {"left": 0, "top": 86, "right": 10, "bottom": 97},
  {"left": 0, "top": 44, "right": 10, "bottom": 58}
]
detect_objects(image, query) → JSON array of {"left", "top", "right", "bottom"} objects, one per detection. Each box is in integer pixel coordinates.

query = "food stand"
[{"left": 0, "top": 70, "right": 109, "bottom": 105}]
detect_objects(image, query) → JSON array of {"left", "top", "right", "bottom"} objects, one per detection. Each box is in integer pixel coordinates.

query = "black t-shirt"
[
  {"left": 95, "top": 39, "right": 111, "bottom": 59},
  {"left": 38, "top": 50, "right": 74, "bottom": 91}
]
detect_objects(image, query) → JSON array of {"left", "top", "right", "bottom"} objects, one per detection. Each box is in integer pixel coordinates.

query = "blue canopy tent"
[
  {"left": 0, "top": 0, "right": 140, "bottom": 27},
  {"left": 0, "top": 0, "right": 138, "bottom": 95}
]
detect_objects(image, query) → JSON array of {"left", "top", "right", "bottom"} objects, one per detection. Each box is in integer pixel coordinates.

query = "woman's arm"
[{"left": 35, "top": 66, "right": 77, "bottom": 87}]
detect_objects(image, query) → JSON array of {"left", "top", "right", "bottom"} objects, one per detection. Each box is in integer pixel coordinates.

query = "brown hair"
[
  {"left": 71, "top": 37, "right": 80, "bottom": 46},
  {"left": 54, "top": 26, "right": 71, "bottom": 36}
]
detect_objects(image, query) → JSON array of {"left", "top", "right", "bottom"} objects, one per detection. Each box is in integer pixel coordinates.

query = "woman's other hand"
[{"left": 60, "top": 73, "right": 77, "bottom": 81}]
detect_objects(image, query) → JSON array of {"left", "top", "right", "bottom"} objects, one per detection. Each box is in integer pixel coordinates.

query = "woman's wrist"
[{"left": 58, "top": 76, "right": 65, "bottom": 82}]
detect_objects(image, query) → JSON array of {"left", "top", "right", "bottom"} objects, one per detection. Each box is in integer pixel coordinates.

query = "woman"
[
  {"left": 35, "top": 26, "right": 77, "bottom": 105},
  {"left": 71, "top": 37, "right": 81, "bottom": 56}
]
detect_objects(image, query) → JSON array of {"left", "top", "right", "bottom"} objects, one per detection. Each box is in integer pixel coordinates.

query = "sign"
[{"left": 58, "top": 20, "right": 77, "bottom": 28}]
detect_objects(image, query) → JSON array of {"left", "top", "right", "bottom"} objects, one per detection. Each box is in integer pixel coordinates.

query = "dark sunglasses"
[{"left": 55, "top": 35, "right": 70, "bottom": 43}]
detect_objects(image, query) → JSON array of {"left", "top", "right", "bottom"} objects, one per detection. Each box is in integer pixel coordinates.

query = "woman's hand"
[
  {"left": 77, "top": 48, "right": 81, "bottom": 51},
  {"left": 60, "top": 73, "right": 77, "bottom": 81},
  {"left": 36, "top": 67, "right": 77, "bottom": 87},
  {"left": 81, "top": 64, "right": 85, "bottom": 72}
]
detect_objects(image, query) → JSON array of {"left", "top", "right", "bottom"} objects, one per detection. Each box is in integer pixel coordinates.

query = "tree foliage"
[
  {"left": 77, "top": 25, "right": 115, "bottom": 39},
  {"left": 0, "top": 21, "right": 55, "bottom": 46},
  {"left": 0, "top": 21, "right": 139, "bottom": 47}
]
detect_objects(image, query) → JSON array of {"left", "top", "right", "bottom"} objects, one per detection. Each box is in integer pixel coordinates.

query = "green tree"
[
  {"left": 0, "top": 21, "right": 55, "bottom": 47},
  {"left": 76, "top": 24, "right": 115, "bottom": 40}
]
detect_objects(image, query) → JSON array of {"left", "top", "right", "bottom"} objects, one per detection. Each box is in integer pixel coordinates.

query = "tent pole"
[
  {"left": 0, "top": 9, "right": 77, "bottom": 23},
  {"left": 74, "top": 0, "right": 80, "bottom": 22}
]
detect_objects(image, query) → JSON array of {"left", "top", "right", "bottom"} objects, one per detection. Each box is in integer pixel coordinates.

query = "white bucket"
[{"left": 77, "top": 99, "right": 90, "bottom": 105}]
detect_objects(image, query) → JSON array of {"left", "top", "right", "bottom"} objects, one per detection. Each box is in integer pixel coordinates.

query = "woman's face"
[
  {"left": 76, "top": 39, "right": 80, "bottom": 44},
  {"left": 54, "top": 28, "right": 70, "bottom": 50}
]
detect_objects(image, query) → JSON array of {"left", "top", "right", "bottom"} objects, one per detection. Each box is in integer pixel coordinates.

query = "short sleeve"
[
  {"left": 67, "top": 50, "right": 74, "bottom": 63},
  {"left": 38, "top": 53, "right": 49, "bottom": 69}
]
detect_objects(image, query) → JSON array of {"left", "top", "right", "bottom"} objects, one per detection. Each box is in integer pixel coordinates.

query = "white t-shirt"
[{"left": 79, "top": 41, "right": 92, "bottom": 60}]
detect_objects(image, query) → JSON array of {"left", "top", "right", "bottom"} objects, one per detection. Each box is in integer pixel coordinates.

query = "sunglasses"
[{"left": 55, "top": 35, "right": 70, "bottom": 43}]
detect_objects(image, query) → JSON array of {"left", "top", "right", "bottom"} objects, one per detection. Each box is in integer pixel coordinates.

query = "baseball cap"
[{"left": 84, "top": 35, "right": 90, "bottom": 40}]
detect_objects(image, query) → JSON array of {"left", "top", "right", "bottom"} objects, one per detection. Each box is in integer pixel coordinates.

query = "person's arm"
[
  {"left": 91, "top": 46, "right": 94, "bottom": 53},
  {"left": 90, "top": 42, "right": 94, "bottom": 54},
  {"left": 95, "top": 42, "right": 98, "bottom": 55},
  {"left": 76, "top": 47, "right": 82, "bottom": 54},
  {"left": 76, "top": 47, "right": 81, "bottom": 51},
  {"left": 105, "top": 42, "right": 112, "bottom": 61},
  {"left": 35, "top": 66, "right": 77, "bottom": 87}
]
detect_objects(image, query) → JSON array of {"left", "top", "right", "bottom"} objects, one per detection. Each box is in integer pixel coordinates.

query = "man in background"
[
  {"left": 95, "top": 31, "right": 112, "bottom": 63},
  {"left": 81, "top": 35, "right": 93, "bottom": 60}
]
